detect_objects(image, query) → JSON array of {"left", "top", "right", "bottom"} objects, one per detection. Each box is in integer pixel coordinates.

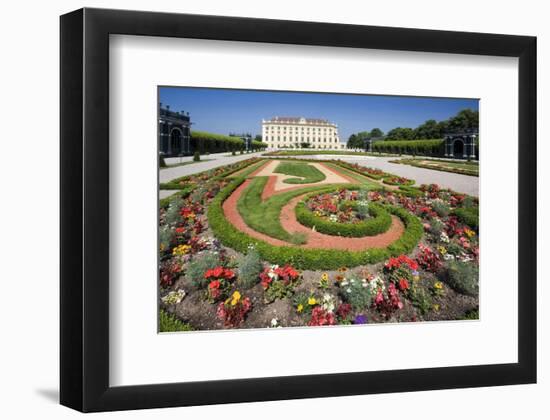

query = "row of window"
[
  {"left": 263, "top": 126, "right": 336, "bottom": 133},
  {"left": 264, "top": 136, "right": 338, "bottom": 142},
  {"left": 267, "top": 144, "right": 341, "bottom": 149}
]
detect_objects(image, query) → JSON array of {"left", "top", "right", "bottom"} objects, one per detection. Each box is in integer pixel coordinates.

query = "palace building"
[{"left": 262, "top": 117, "right": 343, "bottom": 150}]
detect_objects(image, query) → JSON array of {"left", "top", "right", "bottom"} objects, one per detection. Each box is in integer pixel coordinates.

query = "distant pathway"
[
  {"left": 160, "top": 152, "right": 264, "bottom": 183},
  {"left": 277, "top": 155, "right": 479, "bottom": 197}
]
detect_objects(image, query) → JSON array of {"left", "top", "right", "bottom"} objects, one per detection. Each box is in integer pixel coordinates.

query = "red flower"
[
  {"left": 398, "top": 278, "right": 409, "bottom": 291},
  {"left": 175, "top": 226, "right": 185, "bottom": 234}
]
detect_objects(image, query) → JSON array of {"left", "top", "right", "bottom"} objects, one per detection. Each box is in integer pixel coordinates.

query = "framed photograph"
[{"left": 60, "top": 8, "right": 537, "bottom": 412}]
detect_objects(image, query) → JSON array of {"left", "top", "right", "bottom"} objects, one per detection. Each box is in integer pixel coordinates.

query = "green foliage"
[
  {"left": 208, "top": 177, "right": 423, "bottom": 269},
  {"left": 452, "top": 207, "right": 479, "bottom": 230},
  {"left": 159, "top": 310, "right": 193, "bottom": 332},
  {"left": 193, "top": 151, "right": 201, "bottom": 161},
  {"left": 373, "top": 139, "right": 444, "bottom": 156},
  {"left": 339, "top": 277, "right": 374, "bottom": 310},
  {"left": 445, "top": 260, "right": 479, "bottom": 296},
  {"left": 386, "top": 127, "right": 416, "bottom": 140},
  {"left": 461, "top": 307, "right": 479, "bottom": 320},
  {"left": 237, "top": 176, "right": 341, "bottom": 243},
  {"left": 264, "top": 280, "right": 297, "bottom": 303},
  {"left": 191, "top": 130, "right": 243, "bottom": 153},
  {"left": 273, "top": 161, "right": 326, "bottom": 184},
  {"left": 186, "top": 252, "right": 222, "bottom": 288},
  {"left": 237, "top": 248, "right": 263, "bottom": 289},
  {"left": 408, "top": 286, "right": 433, "bottom": 315},
  {"left": 432, "top": 199, "right": 450, "bottom": 217},
  {"left": 428, "top": 217, "right": 445, "bottom": 237},
  {"left": 295, "top": 197, "right": 392, "bottom": 237}
]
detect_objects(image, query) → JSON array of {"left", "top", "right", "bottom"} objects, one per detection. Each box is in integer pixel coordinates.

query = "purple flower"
[{"left": 354, "top": 314, "right": 367, "bottom": 324}]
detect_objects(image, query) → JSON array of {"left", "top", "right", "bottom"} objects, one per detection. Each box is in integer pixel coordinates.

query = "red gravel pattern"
[
  {"left": 222, "top": 177, "right": 406, "bottom": 250},
  {"left": 279, "top": 195, "right": 405, "bottom": 250}
]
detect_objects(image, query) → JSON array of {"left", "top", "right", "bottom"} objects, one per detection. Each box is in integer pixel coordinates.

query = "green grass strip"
[
  {"left": 208, "top": 176, "right": 423, "bottom": 270},
  {"left": 237, "top": 177, "right": 347, "bottom": 244},
  {"left": 273, "top": 161, "right": 326, "bottom": 184}
]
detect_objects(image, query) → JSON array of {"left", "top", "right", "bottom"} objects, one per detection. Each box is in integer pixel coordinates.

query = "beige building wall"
[{"left": 262, "top": 117, "right": 343, "bottom": 150}]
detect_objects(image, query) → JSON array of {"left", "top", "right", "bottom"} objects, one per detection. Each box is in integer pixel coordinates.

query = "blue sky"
[{"left": 159, "top": 87, "right": 478, "bottom": 142}]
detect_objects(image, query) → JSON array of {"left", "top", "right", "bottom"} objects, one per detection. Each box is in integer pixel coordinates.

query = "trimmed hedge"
[
  {"left": 373, "top": 139, "right": 444, "bottom": 156},
  {"left": 188, "top": 131, "right": 267, "bottom": 153},
  {"left": 191, "top": 131, "right": 244, "bottom": 153},
  {"left": 295, "top": 192, "right": 392, "bottom": 237},
  {"left": 208, "top": 177, "right": 423, "bottom": 270},
  {"left": 452, "top": 207, "right": 479, "bottom": 230}
]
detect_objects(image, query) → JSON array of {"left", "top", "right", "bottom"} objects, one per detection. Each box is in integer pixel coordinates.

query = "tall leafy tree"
[{"left": 369, "top": 128, "right": 384, "bottom": 138}]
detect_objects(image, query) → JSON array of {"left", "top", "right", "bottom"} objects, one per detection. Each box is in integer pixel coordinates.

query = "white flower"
[
  {"left": 440, "top": 231, "right": 450, "bottom": 243},
  {"left": 270, "top": 318, "right": 279, "bottom": 327},
  {"left": 444, "top": 254, "right": 455, "bottom": 261},
  {"left": 161, "top": 289, "right": 186, "bottom": 305}
]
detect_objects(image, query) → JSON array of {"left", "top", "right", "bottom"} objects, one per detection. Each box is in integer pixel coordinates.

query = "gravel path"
[
  {"left": 159, "top": 152, "right": 264, "bottom": 183},
  {"left": 276, "top": 155, "right": 479, "bottom": 197}
]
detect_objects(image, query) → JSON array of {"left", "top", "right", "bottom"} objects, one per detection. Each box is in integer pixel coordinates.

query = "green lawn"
[
  {"left": 274, "top": 161, "right": 326, "bottom": 184},
  {"left": 237, "top": 177, "right": 351, "bottom": 244}
]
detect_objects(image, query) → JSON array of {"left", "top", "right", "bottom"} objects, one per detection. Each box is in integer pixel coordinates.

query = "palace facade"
[{"left": 262, "top": 117, "right": 343, "bottom": 150}]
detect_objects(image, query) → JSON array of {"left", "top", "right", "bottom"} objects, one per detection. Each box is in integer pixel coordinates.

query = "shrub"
[
  {"left": 237, "top": 248, "right": 263, "bottom": 288},
  {"left": 452, "top": 207, "right": 479, "bottom": 230},
  {"left": 339, "top": 276, "right": 377, "bottom": 310},
  {"left": 193, "top": 151, "right": 200, "bottom": 162},
  {"left": 429, "top": 217, "right": 445, "bottom": 237},
  {"left": 445, "top": 260, "right": 479, "bottom": 296},
  {"left": 295, "top": 198, "right": 392, "bottom": 238},
  {"left": 407, "top": 286, "right": 433, "bottom": 315},
  {"left": 186, "top": 252, "right": 222, "bottom": 288},
  {"left": 431, "top": 199, "right": 450, "bottom": 217},
  {"left": 159, "top": 310, "right": 193, "bottom": 332}
]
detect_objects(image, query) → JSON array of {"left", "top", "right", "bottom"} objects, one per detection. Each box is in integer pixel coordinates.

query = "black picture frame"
[{"left": 60, "top": 7, "right": 537, "bottom": 412}]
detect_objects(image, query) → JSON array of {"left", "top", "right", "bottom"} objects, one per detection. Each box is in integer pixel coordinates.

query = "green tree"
[
  {"left": 414, "top": 119, "right": 440, "bottom": 139},
  {"left": 369, "top": 128, "right": 384, "bottom": 138},
  {"left": 447, "top": 109, "right": 479, "bottom": 132}
]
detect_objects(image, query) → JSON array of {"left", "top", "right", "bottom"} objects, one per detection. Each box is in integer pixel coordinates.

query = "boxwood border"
[
  {"left": 208, "top": 176, "right": 424, "bottom": 270},
  {"left": 295, "top": 190, "right": 392, "bottom": 237}
]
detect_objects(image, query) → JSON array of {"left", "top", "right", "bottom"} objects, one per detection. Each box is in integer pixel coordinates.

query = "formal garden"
[{"left": 159, "top": 158, "right": 479, "bottom": 332}]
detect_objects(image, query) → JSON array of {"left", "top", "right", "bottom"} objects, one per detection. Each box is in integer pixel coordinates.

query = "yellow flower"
[
  {"left": 464, "top": 228, "right": 475, "bottom": 238},
  {"left": 321, "top": 273, "right": 329, "bottom": 282},
  {"left": 438, "top": 246, "right": 447, "bottom": 255},
  {"left": 172, "top": 244, "right": 191, "bottom": 256},
  {"left": 433, "top": 304, "right": 440, "bottom": 311},
  {"left": 230, "top": 291, "right": 241, "bottom": 306},
  {"left": 434, "top": 281, "right": 443, "bottom": 290},
  {"left": 308, "top": 297, "right": 317, "bottom": 306},
  {"left": 297, "top": 304, "right": 304, "bottom": 313}
]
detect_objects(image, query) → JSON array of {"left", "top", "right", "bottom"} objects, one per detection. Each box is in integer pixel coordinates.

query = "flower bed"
[
  {"left": 159, "top": 159, "right": 479, "bottom": 331},
  {"left": 295, "top": 188, "right": 393, "bottom": 237}
]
